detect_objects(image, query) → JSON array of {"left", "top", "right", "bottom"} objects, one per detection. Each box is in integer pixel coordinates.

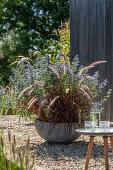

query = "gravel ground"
[{"left": 0, "top": 115, "right": 113, "bottom": 170}]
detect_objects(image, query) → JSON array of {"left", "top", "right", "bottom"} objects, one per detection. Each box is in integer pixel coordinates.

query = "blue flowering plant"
[
  {"left": 0, "top": 85, "right": 17, "bottom": 115},
  {"left": 16, "top": 52, "right": 112, "bottom": 124}
]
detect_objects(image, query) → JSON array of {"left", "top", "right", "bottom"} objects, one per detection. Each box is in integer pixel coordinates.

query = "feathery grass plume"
[
  {"left": 17, "top": 57, "right": 32, "bottom": 65},
  {"left": 8, "top": 130, "right": 11, "bottom": 142},
  {"left": 28, "top": 86, "right": 39, "bottom": 96},
  {"left": 62, "top": 57, "right": 65, "bottom": 75},
  {"left": 81, "top": 85, "right": 92, "bottom": 97},
  {"left": 27, "top": 97, "right": 39, "bottom": 110},
  {"left": 79, "top": 76, "right": 94, "bottom": 85},
  {"left": 18, "top": 55, "right": 25, "bottom": 58},
  {"left": 46, "top": 85, "right": 57, "bottom": 89},
  {"left": 33, "top": 80, "right": 45, "bottom": 86},
  {"left": 6, "top": 86, "right": 10, "bottom": 91},
  {"left": 26, "top": 137, "right": 30, "bottom": 151},
  {"left": 13, "top": 135, "right": 16, "bottom": 147},
  {"left": 80, "top": 88, "right": 92, "bottom": 101},
  {"left": 48, "top": 66, "right": 60, "bottom": 79},
  {"left": 10, "top": 60, "right": 19, "bottom": 66},
  {"left": 38, "top": 99, "right": 49, "bottom": 116},
  {"left": 79, "top": 65, "right": 94, "bottom": 76},
  {"left": 27, "top": 96, "right": 38, "bottom": 107},
  {"left": 85, "top": 76, "right": 94, "bottom": 81},
  {"left": 5, "top": 110, "right": 8, "bottom": 115},
  {"left": 79, "top": 60, "right": 107, "bottom": 76},
  {"left": 46, "top": 96, "right": 60, "bottom": 114},
  {"left": 60, "top": 51, "right": 70, "bottom": 68},
  {"left": 33, "top": 51, "right": 41, "bottom": 56},
  {"left": 17, "top": 86, "right": 32, "bottom": 101},
  {"left": 0, "top": 85, "right": 4, "bottom": 90},
  {"left": 25, "top": 138, "right": 30, "bottom": 169},
  {"left": 90, "top": 61, "right": 107, "bottom": 66}
]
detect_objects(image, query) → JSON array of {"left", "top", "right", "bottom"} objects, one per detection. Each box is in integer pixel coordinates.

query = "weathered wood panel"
[{"left": 70, "top": 0, "right": 113, "bottom": 121}]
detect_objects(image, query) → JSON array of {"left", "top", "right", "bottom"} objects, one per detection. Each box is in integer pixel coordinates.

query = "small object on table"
[
  {"left": 75, "top": 128, "right": 113, "bottom": 170},
  {"left": 84, "top": 121, "right": 95, "bottom": 128}
]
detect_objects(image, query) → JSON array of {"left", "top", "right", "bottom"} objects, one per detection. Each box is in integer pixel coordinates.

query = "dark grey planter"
[{"left": 34, "top": 118, "right": 80, "bottom": 142}]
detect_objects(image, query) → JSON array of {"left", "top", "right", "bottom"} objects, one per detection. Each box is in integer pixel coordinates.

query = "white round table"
[{"left": 75, "top": 128, "right": 113, "bottom": 170}]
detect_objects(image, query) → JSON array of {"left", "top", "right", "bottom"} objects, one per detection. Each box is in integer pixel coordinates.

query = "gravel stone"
[{"left": 0, "top": 115, "right": 113, "bottom": 170}]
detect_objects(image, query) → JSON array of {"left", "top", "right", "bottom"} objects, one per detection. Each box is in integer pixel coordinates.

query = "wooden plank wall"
[{"left": 70, "top": 0, "right": 113, "bottom": 121}]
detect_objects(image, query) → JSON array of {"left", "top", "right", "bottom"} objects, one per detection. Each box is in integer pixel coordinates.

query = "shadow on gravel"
[
  {"left": 0, "top": 126, "right": 7, "bottom": 130},
  {"left": 29, "top": 140, "right": 110, "bottom": 161},
  {"left": 25, "top": 123, "right": 34, "bottom": 126}
]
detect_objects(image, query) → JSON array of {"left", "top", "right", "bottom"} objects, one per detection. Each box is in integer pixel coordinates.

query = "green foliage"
[
  {"left": 43, "top": 21, "right": 70, "bottom": 62},
  {"left": 0, "top": 85, "right": 17, "bottom": 115},
  {"left": 0, "top": 31, "right": 30, "bottom": 86},
  {"left": 0, "top": 0, "right": 69, "bottom": 51}
]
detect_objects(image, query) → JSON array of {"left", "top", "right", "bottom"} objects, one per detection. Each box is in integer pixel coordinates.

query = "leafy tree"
[
  {"left": 0, "top": 0, "right": 69, "bottom": 85},
  {"left": 0, "top": 0, "right": 69, "bottom": 51}
]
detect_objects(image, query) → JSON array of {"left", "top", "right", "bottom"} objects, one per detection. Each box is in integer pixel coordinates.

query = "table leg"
[
  {"left": 110, "top": 137, "right": 113, "bottom": 153},
  {"left": 103, "top": 136, "right": 109, "bottom": 170},
  {"left": 85, "top": 136, "right": 94, "bottom": 170}
]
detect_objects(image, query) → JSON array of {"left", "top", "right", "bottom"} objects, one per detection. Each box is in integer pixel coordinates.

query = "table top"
[{"left": 75, "top": 127, "right": 113, "bottom": 136}]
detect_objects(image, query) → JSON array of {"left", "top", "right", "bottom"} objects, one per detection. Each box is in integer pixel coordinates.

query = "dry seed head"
[
  {"left": 17, "top": 86, "right": 31, "bottom": 100},
  {"left": 79, "top": 65, "right": 94, "bottom": 76},
  {"left": 13, "top": 135, "right": 16, "bottom": 147},
  {"left": 38, "top": 99, "right": 48, "bottom": 116},
  {"left": 18, "top": 55, "right": 25, "bottom": 58},
  {"left": 0, "top": 85, "right": 4, "bottom": 90},
  {"left": 90, "top": 61, "right": 107, "bottom": 66},
  {"left": 26, "top": 137, "right": 30, "bottom": 151},
  {"left": 46, "top": 96, "right": 59, "bottom": 114},
  {"left": 33, "top": 51, "right": 41, "bottom": 56},
  {"left": 48, "top": 66, "right": 60, "bottom": 79},
  {"left": 27, "top": 97, "right": 38, "bottom": 109},
  {"left": 8, "top": 130, "right": 11, "bottom": 141},
  {"left": 28, "top": 86, "right": 38, "bottom": 96},
  {"left": 5, "top": 110, "right": 8, "bottom": 115},
  {"left": 81, "top": 85, "right": 92, "bottom": 96},
  {"left": 85, "top": 76, "right": 94, "bottom": 81},
  {"left": 27, "top": 96, "right": 37, "bottom": 106},
  {"left": 60, "top": 51, "right": 70, "bottom": 68},
  {"left": 80, "top": 88, "right": 92, "bottom": 101},
  {"left": 17, "top": 57, "right": 31, "bottom": 65},
  {"left": 62, "top": 57, "right": 65, "bottom": 75},
  {"left": 10, "top": 61, "right": 19, "bottom": 66},
  {"left": 79, "top": 76, "right": 94, "bottom": 85},
  {"left": 79, "top": 60, "right": 107, "bottom": 76}
]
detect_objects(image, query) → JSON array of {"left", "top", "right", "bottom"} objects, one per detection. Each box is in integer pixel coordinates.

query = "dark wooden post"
[{"left": 70, "top": 0, "right": 113, "bottom": 121}]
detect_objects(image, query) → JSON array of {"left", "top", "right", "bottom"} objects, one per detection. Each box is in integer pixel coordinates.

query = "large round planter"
[{"left": 34, "top": 118, "right": 81, "bottom": 142}]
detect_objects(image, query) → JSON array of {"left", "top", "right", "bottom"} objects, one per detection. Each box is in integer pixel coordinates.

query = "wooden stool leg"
[
  {"left": 85, "top": 136, "right": 94, "bottom": 170},
  {"left": 110, "top": 137, "right": 113, "bottom": 153},
  {"left": 103, "top": 136, "right": 109, "bottom": 170}
]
